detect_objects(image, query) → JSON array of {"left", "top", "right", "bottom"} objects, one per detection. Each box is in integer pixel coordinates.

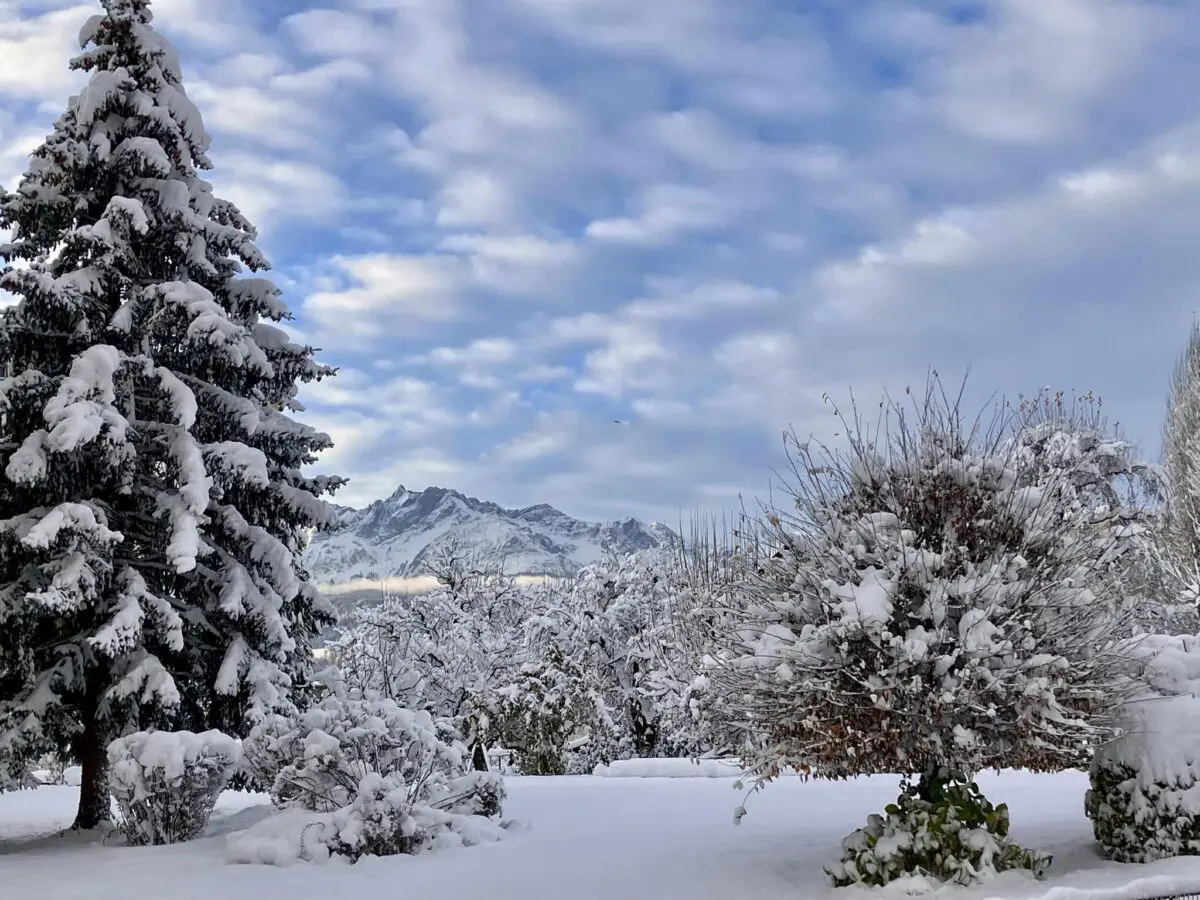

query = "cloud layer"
[{"left": 4, "top": 0, "right": 1200, "bottom": 522}]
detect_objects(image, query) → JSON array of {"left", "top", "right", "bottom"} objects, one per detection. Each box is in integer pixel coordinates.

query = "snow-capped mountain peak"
[{"left": 303, "top": 485, "right": 676, "bottom": 586}]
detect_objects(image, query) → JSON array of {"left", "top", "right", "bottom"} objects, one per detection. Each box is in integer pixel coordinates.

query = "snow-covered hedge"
[
  {"left": 828, "top": 772, "right": 1051, "bottom": 888},
  {"left": 234, "top": 696, "right": 506, "bottom": 863},
  {"left": 1086, "top": 635, "right": 1200, "bottom": 862},
  {"left": 107, "top": 730, "right": 241, "bottom": 846}
]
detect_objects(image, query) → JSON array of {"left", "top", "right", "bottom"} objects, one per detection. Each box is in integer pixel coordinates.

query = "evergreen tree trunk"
[{"left": 72, "top": 693, "right": 110, "bottom": 830}]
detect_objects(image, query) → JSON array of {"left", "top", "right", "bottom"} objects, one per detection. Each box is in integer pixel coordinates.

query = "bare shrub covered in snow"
[
  {"left": 327, "top": 547, "right": 554, "bottom": 760},
  {"left": 1086, "top": 634, "right": 1200, "bottom": 863},
  {"left": 1011, "top": 390, "right": 1190, "bottom": 636},
  {"left": 687, "top": 377, "right": 1135, "bottom": 886},
  {"left": 564, "top": 548, "right": 716, "bottom": 759},
  {"left": 236, "top": 695, "right": 505, "bottom": 862},
  {"left": 107, "top": 729, "right": 240, "bottom": 846}
]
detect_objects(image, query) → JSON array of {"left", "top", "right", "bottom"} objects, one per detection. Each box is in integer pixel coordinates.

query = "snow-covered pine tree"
[{"left": 0, "top": 0, "right": 341, "bottom": 828}]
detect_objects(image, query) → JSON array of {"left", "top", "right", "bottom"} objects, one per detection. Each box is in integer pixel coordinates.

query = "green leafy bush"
[
  {"left": 1086, "top": 758, "right": 1200, "bottom": 862},
  {"left": 827, "top": 771, "right": 1052, "bottom": 888}
]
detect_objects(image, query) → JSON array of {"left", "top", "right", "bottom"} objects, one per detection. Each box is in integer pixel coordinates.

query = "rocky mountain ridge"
[{"left": 302, "top": 485, "right": 677, "bottom": 587}]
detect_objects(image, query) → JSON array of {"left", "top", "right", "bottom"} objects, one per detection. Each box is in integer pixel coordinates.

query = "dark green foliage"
[
  {"left": 827, "top": 769, "right": 1052, "bottom": 888},
  {"left": 1086, "top": 758, "right": 1200, "bottom": 863},
  {"left": 489, "top": 646, "right": 609, "bottom": 776}
]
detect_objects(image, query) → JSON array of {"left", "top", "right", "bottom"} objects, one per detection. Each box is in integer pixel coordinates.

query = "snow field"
[{"left": 6, "top": 770, "right": 1200, "bottom": 900}]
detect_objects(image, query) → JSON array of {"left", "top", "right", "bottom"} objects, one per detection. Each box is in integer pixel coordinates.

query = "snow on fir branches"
[{"left": 0, "top": 0, "right": 342, "bottom": 827}]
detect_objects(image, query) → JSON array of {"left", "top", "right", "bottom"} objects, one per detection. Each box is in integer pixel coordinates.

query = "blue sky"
[{"left": 3, "top": 0, "right": 1200, "bottom": 524}]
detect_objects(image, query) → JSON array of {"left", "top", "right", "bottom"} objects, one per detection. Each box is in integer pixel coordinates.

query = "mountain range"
[{"left": 301, "top": 485, "right": 677, "bottom": 587}]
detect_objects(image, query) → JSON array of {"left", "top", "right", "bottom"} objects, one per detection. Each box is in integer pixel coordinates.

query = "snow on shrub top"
[
  {"left": 108, "top": 729, "right": 241, "bottom": 783},
  {"left": 1100, "top": 635, "right": 1200, "bottom": 784},
  {"left": 243, "top": 696, "right": 470, "bottom": 813}
]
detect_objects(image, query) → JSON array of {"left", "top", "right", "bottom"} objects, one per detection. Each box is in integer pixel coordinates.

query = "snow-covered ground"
[{"left": 4, "top": 769, "right": 1200, "bottom": 900}]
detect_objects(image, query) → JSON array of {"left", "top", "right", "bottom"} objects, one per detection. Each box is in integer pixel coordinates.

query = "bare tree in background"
[{"left": 1162, "top": 321, "right": 1200, "bottom": 576}]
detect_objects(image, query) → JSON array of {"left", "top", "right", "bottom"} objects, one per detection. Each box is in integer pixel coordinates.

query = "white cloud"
[
  {"left": 915, "top": 0, "right": 1162, "bottom": 145},
  {"left": 631, "top": 397, "right": 692, "bottom": 420},
  {"left": 304, "top": 369, "right": 459, "bottom": 434},
  {"left": 519, "top": 364, "right": 573, "bottom": 383},
  {"left": 433, "top": 169, "right": 519, "bottom": 228},
  {"left": 282, "top": 8, "right": 392, "bottom": 57},
  {"left": 8, "top": 0, "right": 1200, "bottom": 526},
  {"left": 437, "top": 232, "right": 580, "bottom": 293},
  {"left": 0, "top": 128, "right": 42, "bottom": 191},
  {"left": 189, "top": 60, "right": 370, "bottom": 152},
  {"left": 0, "top": 4, "right": 90, "bottom": 102},
  {"left": 574, "top": 324, "right": 671, "bottom": 398},
  {"left": 490, "top": 411, "right": 578, "bottom": 465},
  {"left": 586, "top": 183, "right": 727, "bottom": 245},
  {"left": 623, "top": 279, "right": 780, "bottom": 320},
  {"left": 812, "top": 144, "right": 1200, "bottom": 326},
  {"left": 285, "top": 0, "right": 582, "bottom": 232},
  {"left": 303, "top": 253, "right": 467, "bottom": 343},
  {"left": 210, "top": 154, "right": 346, "bottom": 232},
  {"left": 426, "top": 337, "right": 517, "bottom": 366},
  {"left": 505, "top": 0, "right": 837, "bottom": 117}
]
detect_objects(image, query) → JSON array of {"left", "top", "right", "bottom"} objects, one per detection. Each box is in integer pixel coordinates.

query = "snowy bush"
[
  {"left": 226, "top": 776, "right": 506, "bottom": 866},
  {"left": 107, "top": 730, "right": 241, "bottom": 846},
  {"left": 328, "top": 535, "right": 722, "bottom": 767},
  {"left": 328, "top": 770, "right": 505, "bottom": 860},
  {"left": 828, "top": 771, "right": 1051, "bottom": 888},
  {"left": 33, "top": 753, "right": 68, "bottom": 785},
  {"left": 565, "top": 550, "right": 682, "bottom": 758},
  {"left": 0, "top": 757, "right": 42, "bottom": 791},
  {"left": 237, "top": 695, "right": 505, "bottom": 862},
  {"left": 327, "top": 541, "right": 558, "bottom": 760},
  {"left": 490, "top": 646, "right": 613, "bottom": 776},
  {"left": 1012, "top": 390, "right": 1190, "bottom": 637},
  {"left": 686, "top": 377, "right": 1135, "bottom": 887},
  {"left": 696, "top": 382, "right": 1132, "bottom": 783},
  {"left": 1086, "top": 634, "right": 1200, "bottom": 862}
]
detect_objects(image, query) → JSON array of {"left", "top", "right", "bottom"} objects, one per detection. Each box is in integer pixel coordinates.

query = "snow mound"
[
  {"left": 225, "top": 799, "right": 508, "bottom": 867},
  {"left": 225, "top": 807, "right": 341, "bottom": 866},
  {"left": 592, "top": 758, "right": 745, "bottom": 778},
  {"left": 1104, "top": 634, "right": 1200, "bottom": 779}
]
